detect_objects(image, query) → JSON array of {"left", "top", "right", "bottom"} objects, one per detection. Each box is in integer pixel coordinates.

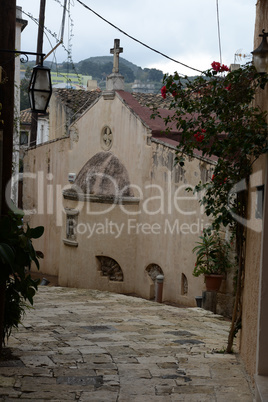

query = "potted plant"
[{"left": 193, "top": 229, "right": 231, "bottom": 291}]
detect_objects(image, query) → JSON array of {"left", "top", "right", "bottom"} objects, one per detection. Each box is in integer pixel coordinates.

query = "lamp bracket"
[
  {"left": 259, "top": 29, "right": 268, "bottom": 39},
  {"left": 0, "top": 50, "right": 45, "bottom": 65}
]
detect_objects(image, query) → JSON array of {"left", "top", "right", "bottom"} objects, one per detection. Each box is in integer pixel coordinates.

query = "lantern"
[
  {"left": 28, "top": 65, "right": 52, "bottom": 113},
  {"left": 252, "top": 29, "right": 268, "bottom": 74}
]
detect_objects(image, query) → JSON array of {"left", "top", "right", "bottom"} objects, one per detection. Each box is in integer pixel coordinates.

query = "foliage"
[
  {"left": 193, "top": 230, "right": 231, "bottom": 276},
  {"left": 0, "top": 211, "right": 44, "bottom": 344},
  {"left": 159, "top": 63, "right": 268, "bottom": 231},
  {"left": 158, "top": 62, "right": 268, "bottom": 352},
  {"left": 21, "top": 57, "right": 164, "bottom": 90},
  {"left": 20, "top": 66, "right": 31, "bottom": 111}
]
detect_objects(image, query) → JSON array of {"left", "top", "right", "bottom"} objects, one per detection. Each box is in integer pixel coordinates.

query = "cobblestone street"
[{"left": 0, "top": 287, "right": 254, "bottom": 401}]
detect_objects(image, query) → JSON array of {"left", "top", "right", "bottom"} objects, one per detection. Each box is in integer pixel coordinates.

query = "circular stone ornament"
[{"left": 101, "top": 126, "right": 113, "bottom": 150}]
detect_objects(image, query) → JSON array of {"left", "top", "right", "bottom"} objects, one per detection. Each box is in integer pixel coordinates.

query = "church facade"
[{"left": 23, "top": 41, "right": 234, "bottom": 310}]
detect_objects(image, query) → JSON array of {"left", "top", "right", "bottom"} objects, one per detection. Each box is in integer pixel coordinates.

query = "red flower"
[
  {"left": 194, "top": 132, "right": 204, "bottom": 142},
  {"left": 211, "top": 174, "right": 215, "bottom": 181},
  {"left": 211, "top": 61, "right": 221, "bottom": 72},
  {"left": 220, "top": 64, "right": 229, "bottom": 72},
  {"left": 161, "top": 85, "right": 167, "bottom": 99},
  {"left": 211, "top": 61, "right": 229, "bottom": 73},
  {"left": 225, "top": 84, "right": 231, "bottom": 91}
]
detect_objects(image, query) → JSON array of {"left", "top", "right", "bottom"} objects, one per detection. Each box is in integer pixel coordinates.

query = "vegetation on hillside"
[{"left": 20, "top": 56, "right": 167, "bottom": 108}]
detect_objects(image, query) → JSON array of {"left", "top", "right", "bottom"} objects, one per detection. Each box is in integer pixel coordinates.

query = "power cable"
[
  {"left": 75, "top": 0, "right": 203, "bottom": 74},
  {"left": 21, "top": 9, "right": 58, "bottom": 66}
]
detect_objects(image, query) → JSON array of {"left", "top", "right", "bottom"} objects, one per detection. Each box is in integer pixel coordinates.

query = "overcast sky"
[{"left": 20, "top": 0, "right": 256, "bottom": 76}]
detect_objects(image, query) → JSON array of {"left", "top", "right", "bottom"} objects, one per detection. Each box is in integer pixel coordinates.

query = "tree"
[
  {"left": 119, "top": 64, "right": 135, "bottom": 83},
  {"left": 20, "top": 66, "right": 31, "bottom": 111},
  {"left": 157, "top": 62, "right": 268, "bottom": 352},
  {"left": 148, "top": 68, "right": 163, "bottom": 82}
]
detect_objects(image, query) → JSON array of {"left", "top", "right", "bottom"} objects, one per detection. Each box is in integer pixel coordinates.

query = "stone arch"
[
  {"left": 145, "top": 263, "right": 164, "bottom": 300},
  {"left": 96, "top": 256, "right": 124, "bottom": 281},
  {"left": 74, "top": 152, "right": 134, "bottom": 198},
  {"left": 181, "top": 273, "right": 188, "bottom": 295}
]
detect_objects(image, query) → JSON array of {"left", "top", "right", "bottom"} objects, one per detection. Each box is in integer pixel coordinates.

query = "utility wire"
[
  {"left": 75, "top": 0, "right": 203, "bottom": 74},
  {"left": 21, "top": 9, "right": 57, "bottom": 64},
  {"left": 216, "top": 0, "right": 222, "bottom": 64}
]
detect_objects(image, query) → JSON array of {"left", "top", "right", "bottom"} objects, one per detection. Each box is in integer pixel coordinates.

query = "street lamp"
[
  {"left": 28, "top": 64, "right": 52, "bottom": 113},
  {"left": 252, "top": 29, "right": 268, "bottom": 74},
  {"left": 0, "top": 49, "right": 52, "bottom": 113}
]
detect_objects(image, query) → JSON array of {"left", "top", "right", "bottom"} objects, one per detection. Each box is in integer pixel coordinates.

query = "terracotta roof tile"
[
  {"left": 117, "top": 91, "right": 179, "bottom": 136},
  {"left": 132, "top": 92, "right": 172, "bottom": 110},
  {"left": 53, "top": 88, "right": 101, "bottom": 116},
  {"left": 20, "top": 108, "right": 32, "bottom": 125},
  {"left": 20, "top": 108, "right": 49, "bottom": 125}
]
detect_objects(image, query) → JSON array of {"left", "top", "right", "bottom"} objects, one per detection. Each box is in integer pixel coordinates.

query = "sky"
[{"left": 19, "top": 0, "right": 256, "bottom": 76}]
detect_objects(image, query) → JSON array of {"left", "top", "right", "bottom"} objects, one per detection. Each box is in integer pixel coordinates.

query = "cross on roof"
[{"left": 110, "top": 39, "right": 123, "bottom": 74}]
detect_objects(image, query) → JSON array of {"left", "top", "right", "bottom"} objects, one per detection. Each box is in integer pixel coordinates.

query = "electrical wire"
[
  {"left": 21, "top": 9, "right": 58, "bottom": 67},
  {"left": 216, "top": 0, "right": 222, "bottom": 64},
  {"left": 75, "top": 0, "right": 203, "bottom": 74}
]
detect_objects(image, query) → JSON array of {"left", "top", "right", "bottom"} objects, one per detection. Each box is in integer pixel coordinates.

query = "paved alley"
[{"left": 0, "top": 287, "right": 254, "bottom": 401}]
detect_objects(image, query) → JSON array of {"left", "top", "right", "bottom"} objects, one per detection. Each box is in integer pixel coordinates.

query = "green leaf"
[
  {"left": 0, "top": 243, "right": 15, "bottom": 267},
  {"left": 26, "top": 226, "right": 44, "bottom": 239}
]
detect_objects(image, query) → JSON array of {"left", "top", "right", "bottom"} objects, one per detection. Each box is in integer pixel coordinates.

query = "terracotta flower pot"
[{"left": 204, "top": 274, "right": 224, "bottom": 291}]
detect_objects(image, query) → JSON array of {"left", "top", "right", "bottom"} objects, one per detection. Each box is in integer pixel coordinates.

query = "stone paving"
[{"left": 0, "top": 287, "right": 254, "bottom": 401}]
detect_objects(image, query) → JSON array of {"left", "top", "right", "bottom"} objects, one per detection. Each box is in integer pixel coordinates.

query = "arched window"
[{"left": 96, "top": 256, "right": 123, "bottom": 281}]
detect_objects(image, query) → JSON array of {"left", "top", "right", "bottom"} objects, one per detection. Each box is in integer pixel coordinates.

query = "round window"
[{"left": 101, "top": 126, "right": 113, "bottom": 151}]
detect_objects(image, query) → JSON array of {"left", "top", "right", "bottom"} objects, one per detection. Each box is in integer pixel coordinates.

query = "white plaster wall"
[
  {"left": 67, "top": 94, "right": 152, "bottom": 191},
  {"left": 23, "top": 137, "right": 70, "bottom": 276},
  {"left": 24, "top": 91, "right": 228, "bottom": 307},
  {"left": 12, "top": 7, "right": 24, "bottom": 206},
  {"left": 37, "top": 117, "right": 49, "bottom": 145}
]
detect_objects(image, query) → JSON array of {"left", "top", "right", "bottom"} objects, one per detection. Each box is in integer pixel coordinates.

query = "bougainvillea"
[
  {"left": 157, "top": 61, "right": 268, "bottom": 352},
  {"left": 159, "top": 62, "right": 268, "bottom": 229},
  {"left": 211, "top": 61, "right": 229, "bottom": 73},
  {"left": 161, "top": 85, "right": 167, "bottom": 99}
]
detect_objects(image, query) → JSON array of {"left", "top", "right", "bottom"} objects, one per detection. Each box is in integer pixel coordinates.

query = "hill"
[
  {"left": 79, "top": 56, "right": 141, "bottom": 74},
  {"left": 21, "top": 55, "right": 164, "bottom": 92}
]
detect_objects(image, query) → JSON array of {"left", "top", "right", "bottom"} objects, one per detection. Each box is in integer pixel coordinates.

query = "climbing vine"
[{"left": 158, "top": 62, "right": 268, "bottom": 352}]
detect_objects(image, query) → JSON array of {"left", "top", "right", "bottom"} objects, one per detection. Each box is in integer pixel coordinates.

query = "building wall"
[
  {"left": 49, "top": 92, "right": 69, "bottom": 140},
  {"left": 23, "top": 137, "right": 70, "bottom": 276},
  {"left": 37, "top": 117, "right": 49, "bottom": 145},
  {"left": 12, "top": 7, "right": 25, "bottom": 205},
  {"left": 240, "top": 157, "right": 265, "bottom": 379},
  {"left": 239, "top": 0, "right": 268, "bottom": 381},
  {"left": 24, "top": 92, "right": 234, "bottom": 307}
]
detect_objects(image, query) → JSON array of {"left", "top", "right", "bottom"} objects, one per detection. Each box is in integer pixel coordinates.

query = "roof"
[
  {"left": 117, "top": 90, "right": 181, "bottom": 139},
  {"left": 52, "top": 89, "right": 173, "bottom": 120},
  {"left": 20, "top": 88, "right": 217, "bottom": 163},
  {"left": 50, "top": 88, "right": 179, "bottom": 138},
  {"left": 132, "top": 92, "right": 172, "bottom": 110},
  {"left": 20, "top": 109, "right": 49, "bottom": 125},
  {"left": 21, "top": 88, "right": 182, "bottom": 144},
  {"left": 53, "top": 88, "right": 101, "bottom": 116},
  {"left": 20, "top": 108, "right": 32, "bottom": 125}
]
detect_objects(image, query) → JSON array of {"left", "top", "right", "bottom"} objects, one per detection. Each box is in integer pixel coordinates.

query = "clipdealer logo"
[
  {"left": 8, "top": 169, "right": 264, "bottom": 233},
  {"left": 75, "top": 218, "right": 210, "bottom": 239}
]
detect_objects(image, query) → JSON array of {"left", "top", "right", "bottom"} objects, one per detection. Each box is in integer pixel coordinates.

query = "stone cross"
[{"left": 110, "top": 39, "right": 123, "bottom": 74}]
